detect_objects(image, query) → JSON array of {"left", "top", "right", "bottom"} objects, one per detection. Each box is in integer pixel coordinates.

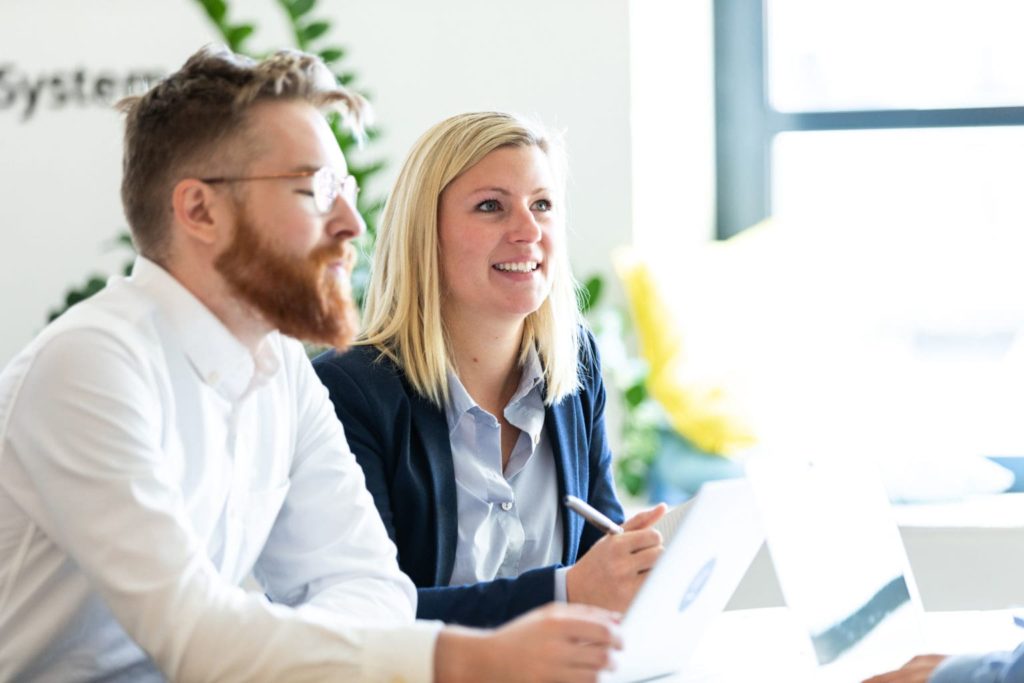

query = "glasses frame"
[{"left": 200, "top": 167, "right": 359, "bottom": 214}]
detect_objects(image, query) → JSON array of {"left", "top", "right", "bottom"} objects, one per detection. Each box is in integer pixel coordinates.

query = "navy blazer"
[{"left": 312, "top": 333, "right": 624, "bottom": 627}]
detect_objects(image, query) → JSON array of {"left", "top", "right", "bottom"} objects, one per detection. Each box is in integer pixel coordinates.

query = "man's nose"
[{"left": 327, "top": 194, "right": 366, "bottom": 241}]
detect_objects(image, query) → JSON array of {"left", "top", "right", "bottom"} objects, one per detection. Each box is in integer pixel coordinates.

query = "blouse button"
[{"left": 500, "top": 501, "right": 513, "bottom": 512}]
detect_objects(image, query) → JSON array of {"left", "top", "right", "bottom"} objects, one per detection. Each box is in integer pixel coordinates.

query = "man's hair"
[
  {"left": 360, "top": 111, "right": 586, "bottom": 407},
  {"left": 117, "top": 44, "right": 367, "bottom": 262}
]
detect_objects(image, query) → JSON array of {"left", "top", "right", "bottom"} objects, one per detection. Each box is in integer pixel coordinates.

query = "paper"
[{"left": 653, "top": 498, "right": 695, "bottom": 544}]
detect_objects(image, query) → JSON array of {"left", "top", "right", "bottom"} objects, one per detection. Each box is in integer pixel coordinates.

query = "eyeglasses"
[{"left": 200, "top": 166, "right": 359, "bottom": 214}]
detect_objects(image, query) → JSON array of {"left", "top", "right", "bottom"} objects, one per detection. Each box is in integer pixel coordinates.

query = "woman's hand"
[{"left": 565, "top": 504, "right": 667, "bottom": 612}]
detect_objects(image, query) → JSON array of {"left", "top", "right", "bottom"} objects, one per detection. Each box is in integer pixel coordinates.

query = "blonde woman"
[{"left": 314, "top": 112, "right": 665, "bottom": 627}]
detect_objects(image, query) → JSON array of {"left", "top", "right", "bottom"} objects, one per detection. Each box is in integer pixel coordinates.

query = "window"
[
  {"left": 707, "top": 1, "right": 1024, "bottom": 497},
  {"left": 714, "top": 0, "right": 1024, "bottom": 238}
]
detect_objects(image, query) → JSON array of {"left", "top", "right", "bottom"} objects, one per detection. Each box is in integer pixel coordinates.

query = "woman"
[{"left": 314, "top": 112, "right": 664, "bottom": 627}]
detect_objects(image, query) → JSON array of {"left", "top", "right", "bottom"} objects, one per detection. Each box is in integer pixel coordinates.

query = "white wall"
[
  {"left": 631, "top": 0, "right": 716, "bottom": 253},
  {"left": 0, "top": 0, "right": 632, "bottom": 365}
]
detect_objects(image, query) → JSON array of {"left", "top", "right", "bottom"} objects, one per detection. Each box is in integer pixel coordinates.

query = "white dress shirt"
[
  {"left": 0, "top": 257, "right": 441, "bottom": 682},
  {"left": 445, "top": 348, "right": 568, "bottom": 597}
]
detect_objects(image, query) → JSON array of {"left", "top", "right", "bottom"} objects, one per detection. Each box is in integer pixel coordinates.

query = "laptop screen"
[{"left": 747, "top": 457, "right": 924, "bottom": 679}]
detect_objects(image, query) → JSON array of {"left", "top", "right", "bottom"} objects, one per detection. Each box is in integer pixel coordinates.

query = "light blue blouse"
[{"left": 444, "top": 347, "right": 568, "bottom": 598}]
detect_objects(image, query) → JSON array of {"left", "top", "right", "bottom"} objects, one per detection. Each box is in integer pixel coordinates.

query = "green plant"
[
  {"left": 581, "top": 273, "right": 660, "bottom": 497},
  {"left": 49, "top": 0, "right": 386, "bottom": 321}
]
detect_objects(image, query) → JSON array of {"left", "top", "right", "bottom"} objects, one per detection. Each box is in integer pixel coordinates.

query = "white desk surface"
[{"left": 664, "top": 607, "right": 1023, "bottom": 683}]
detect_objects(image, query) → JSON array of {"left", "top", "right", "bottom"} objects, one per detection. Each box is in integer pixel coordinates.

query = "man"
[
  {"left": 0, "top": 45, "right": 619, "bottom": 682},
  {"left": 865, "top": 648, "right": 1024, "bottom": 683}
]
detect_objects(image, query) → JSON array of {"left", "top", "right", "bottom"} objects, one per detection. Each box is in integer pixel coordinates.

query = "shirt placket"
[
  {"left": 219, "top": 394, "right": 253, "bottom": 581},
  {"left": 476, "top": 412, "right": 526, "bottom": 579}
]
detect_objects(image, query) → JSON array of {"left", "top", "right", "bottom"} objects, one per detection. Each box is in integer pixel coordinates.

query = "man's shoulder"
[
  {"left": 49, "top": 276, "right": 164, "bottom": 342},
  {"left": 10, "top": 279, "right": 162, "bottom": 373},
  {"left": 0, "top": 281, "right": 166, "bottom": 437}
]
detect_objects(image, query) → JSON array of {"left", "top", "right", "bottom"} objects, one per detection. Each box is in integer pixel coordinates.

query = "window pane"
[
  {"left": 767, "top": 0, "right": 1024, "bottom": 112},
  {"left": 771, "top": 127, "right": 1024, "bottom": 458},
  {"left": 772, "top": 126, "right": 1024, "bottom": 239}
]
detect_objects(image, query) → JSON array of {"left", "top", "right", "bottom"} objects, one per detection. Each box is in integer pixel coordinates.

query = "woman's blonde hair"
[{"left": 359, "top": 111, "right": 585, "bottom": 407}]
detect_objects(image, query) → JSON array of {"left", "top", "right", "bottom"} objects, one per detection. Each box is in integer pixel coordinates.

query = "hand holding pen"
[{"left": 562, "top": 496, "right": 668, "bottom": 612}]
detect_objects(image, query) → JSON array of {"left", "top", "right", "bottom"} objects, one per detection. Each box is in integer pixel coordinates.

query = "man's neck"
[{"left": 162, "top": 256, "right": 273, "bottom": 356}]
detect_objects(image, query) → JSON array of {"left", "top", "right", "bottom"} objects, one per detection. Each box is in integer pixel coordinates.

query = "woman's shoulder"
[
  {"left": 313, "top": 344, "right": 405, "bottom": 391},
  {"left": 575, "top": 327, "right": 603, "bottom": 382}
]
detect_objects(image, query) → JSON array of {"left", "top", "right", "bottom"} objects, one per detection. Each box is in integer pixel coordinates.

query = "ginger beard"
[{"left": 215, "top": 205, "right": 359, "bottom": 349}]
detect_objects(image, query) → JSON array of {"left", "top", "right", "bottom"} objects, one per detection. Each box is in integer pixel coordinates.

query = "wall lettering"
[{"left": 0, "top": 64, "right": 164, "bottom": 122}]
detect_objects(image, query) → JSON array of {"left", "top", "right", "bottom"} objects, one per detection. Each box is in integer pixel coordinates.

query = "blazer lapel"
[
  {"left": 547, "top": 397, "right": 584, "bottom": 564},
  {"left": 409, "top": 394, "right": 459, "bottom": 585}
]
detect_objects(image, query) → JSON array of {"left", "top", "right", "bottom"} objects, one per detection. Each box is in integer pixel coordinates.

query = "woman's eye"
[
  {"left": 476, "top": 199, "right": 501, "bottom": 212},
  {"left": 532, "top": 198, "right": 553, "bottom": 212},
  {"left": 295, "top": 190, "right": 315, "bottom": 197}
]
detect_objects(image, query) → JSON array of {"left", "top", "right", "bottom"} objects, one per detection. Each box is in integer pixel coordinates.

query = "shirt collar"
[
  {"left": 509, "top": 346, "right": 545, "bottom": 405},
  {"left": 128, "top": 256, "right": 281, "bottom": 402},
  {"left": 506, "top": 346, "right": 546, "bottom": 446},
  {"left": 443, "top": 346, "right": 546, "bottom": 434}
]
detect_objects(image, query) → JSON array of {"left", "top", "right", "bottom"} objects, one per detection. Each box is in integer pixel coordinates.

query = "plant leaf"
[
  {"left": 227, "top": 24, "right": 255, "bottom": 50},
  {"left": 290, "top": 0, "right": 316, "bottom": 18},
  {"left": 625, "top": 381, "right": 648, "bottom": 408},
  {"left": 350, "top": 159, "right": 386, "bottom": 181},
  {"left": 319, "top": 47, "right": 345, "bottom": 63},
  {"left": 107, "top": 232, "right": 135, "bottom": 250},
  {"left": 200, "top": 0, "right": 227, "bottom": 23},
  {"left": 301, "top": 21, "right": 330, "bottom": 43},
  {"left": 579, "top": 274, "right": 603, "bottom": 313}
]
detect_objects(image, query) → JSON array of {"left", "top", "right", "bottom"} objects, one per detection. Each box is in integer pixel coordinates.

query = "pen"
[{"left": 563, "top": 495, "right": 624, "bottom": 535}]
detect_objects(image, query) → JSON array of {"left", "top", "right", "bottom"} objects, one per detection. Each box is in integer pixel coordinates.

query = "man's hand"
[
  {"left": 434, "top": 603, "right": 622, "bottom": 683},
  {"left": 862, "top": 654, "right": 949, "bottom": 683},
  {"left": 565, "top": 504, "right": 667, "bottom": 612}
]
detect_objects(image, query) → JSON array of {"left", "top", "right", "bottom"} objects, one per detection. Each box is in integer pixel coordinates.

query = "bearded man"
[{"left": 0, "top": 45, "right": 619, "bottom": 683}]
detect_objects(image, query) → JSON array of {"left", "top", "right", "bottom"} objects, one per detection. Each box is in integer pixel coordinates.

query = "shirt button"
[{"left": 500, "top": 501, "right": 513, "bottom": 512}]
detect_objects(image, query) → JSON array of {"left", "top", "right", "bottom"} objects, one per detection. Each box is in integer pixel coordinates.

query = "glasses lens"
[
  {"left": 312, "top": 167, "right": 338, "bottom": 214},
  {"left": 341, "top": 175, "right": 359, "bottom": 207}
]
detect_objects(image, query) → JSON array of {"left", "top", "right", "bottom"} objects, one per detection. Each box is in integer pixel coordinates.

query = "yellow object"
[{"left": 613, "top": 247, "right": 757, "bottom": 457}]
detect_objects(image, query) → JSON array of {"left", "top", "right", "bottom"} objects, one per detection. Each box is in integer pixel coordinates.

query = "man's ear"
[{"left": 171, "top": 178, "right": 228, "bottom": 247}]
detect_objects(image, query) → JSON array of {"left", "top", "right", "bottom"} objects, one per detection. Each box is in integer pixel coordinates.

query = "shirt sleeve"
[
  {"left": 554, "top": 567, "right": 570, "bottom": 602},
  {"left": 254, "top": 345, "right": 421, "bottom": 624},
  {"left": 4, "top": 328, "right": 440, "bottom": 683},
  {"left": 930, "top": 642, "right": 1024, "bottom": 683}
]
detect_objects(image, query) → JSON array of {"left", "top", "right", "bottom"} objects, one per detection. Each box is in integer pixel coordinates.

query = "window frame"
[{"left": 713, "top": 0, "right": 1024, "bottom": 239}]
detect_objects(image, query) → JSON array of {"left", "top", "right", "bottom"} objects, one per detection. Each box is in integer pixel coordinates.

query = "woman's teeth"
[{"left": 494, "top": 262, "right": 539, "bottom": 273}]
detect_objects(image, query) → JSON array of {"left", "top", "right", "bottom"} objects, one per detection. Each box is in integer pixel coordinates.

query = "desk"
[{"left": 666, "top": 607, "right": 1024, "bottom": 682}]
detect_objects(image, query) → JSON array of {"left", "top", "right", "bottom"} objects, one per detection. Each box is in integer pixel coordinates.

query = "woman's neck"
[{"left": 446, "top": 315, "right": 525, "bottom": 416}]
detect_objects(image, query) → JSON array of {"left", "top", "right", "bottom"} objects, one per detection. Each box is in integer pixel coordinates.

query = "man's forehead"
[{"left": 244, "top": 101, "right": 347, "bottom": 171}]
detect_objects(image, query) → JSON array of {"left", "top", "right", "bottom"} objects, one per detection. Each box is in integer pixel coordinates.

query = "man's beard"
[{"left": 215, "top": 207, "right": 359, "bottom": 349}]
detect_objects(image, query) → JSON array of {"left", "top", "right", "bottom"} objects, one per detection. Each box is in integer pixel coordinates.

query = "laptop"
[
  {"left": 745, "top": 456, "right": 926, "bottom": 681},
  {"left": 601, "top": 478, "right": 764, "bottom": 683}
]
